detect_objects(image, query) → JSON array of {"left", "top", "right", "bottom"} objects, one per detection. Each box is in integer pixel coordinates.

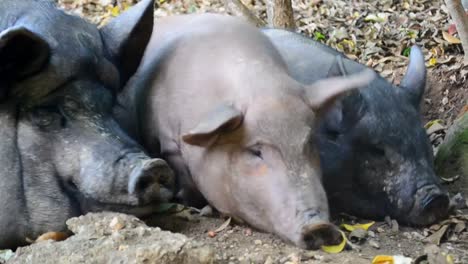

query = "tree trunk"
[
  {"left": 265, "top": 0, "right": 295, "bottom": 29},
  {"left": 223, "top": 0, "right": 266, "bottom": 27},
  {"left": 445, "top": 0, "right": 468, "bottom": 64}
]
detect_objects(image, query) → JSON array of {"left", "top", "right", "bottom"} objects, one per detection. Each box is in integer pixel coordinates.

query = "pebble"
[
  {"left": 199, "top": 205, "right": 213, "bottom": 216},
  {"left": 368, "top": 230, "right": 376, "bottom": 238},
  {"left": 109, "top": 216, "right": 125, "bottom": 231},
  {"left": 264, "top": 256, "right": 274, "bottom": 264},
  {"left": 207, "top": 231, "right": 216, "bottom": 238},
  {"left": 254, "top": 239, "right": 262, "bottom": 245},
  {"left": 369, "top": 239, "right": 380, "bottom": 249}
]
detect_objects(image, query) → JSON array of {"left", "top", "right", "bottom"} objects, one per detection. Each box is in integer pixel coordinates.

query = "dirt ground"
[
  {"left": 23, "top": 0, "right": 467, "bottom": 263},
  {"left": 142, "top": 206, "right": 468, "bottom": 263}
]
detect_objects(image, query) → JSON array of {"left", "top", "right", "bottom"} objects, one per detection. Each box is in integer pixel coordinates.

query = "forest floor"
[{"left": 35, "top": 0, "right": 468, "bottom": 263}]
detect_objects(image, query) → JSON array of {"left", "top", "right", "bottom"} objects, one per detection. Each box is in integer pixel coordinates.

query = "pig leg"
[{"left": 164, "top": 152, "right": 208, "bottom": 208}]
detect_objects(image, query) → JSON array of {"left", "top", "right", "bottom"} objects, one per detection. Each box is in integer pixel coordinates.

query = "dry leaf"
[
  {"left": 442, "top": 31, "right": 461, "bottom": 44},
  {"left": 35, "top": 232, "right": 69, "bottom": 242},
  {"left": 424, "top": 225, "right": 449, "bottom": 245},
  {"left": 214, "top": 217, "right": 231, "bottom": 233}
]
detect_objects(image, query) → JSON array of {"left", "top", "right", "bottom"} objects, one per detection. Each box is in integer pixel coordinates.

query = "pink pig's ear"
[
  {"left": 304, "top": 68, "right": 375, "bottom": 111},
  {"left": 182, "top": 103, "right": 243, "bottom": 147}
]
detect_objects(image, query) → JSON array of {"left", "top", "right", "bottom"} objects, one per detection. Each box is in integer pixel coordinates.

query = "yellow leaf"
[
  {"left": 372, "top": 255, "right": 394, "bottom": 264},
  {"left": 122, "top": 3, "right": 130, "bottom": 11},
  {"left": 442, "top": 31, "right": 461, "bottom": 44},
  {"left": 446, "top": 254, "right": 454, "bottom": 264},
  {"left": 341, "top": 221, "right": 375, "bottom": 232},
  {"left": 372, "top": 255, "right": 412, "bottom": 264},
  {"left": 424, "top": 119, "right": 443, "bottom": 129},
  {"left": 321, "top": 231, "right": 347, "bottom": 254},
  {"left": 110, "top": 6, "right": 120, "bottom": 17},
  {"left": 429, "top": 57, "right": 437, "bottom": 67}
]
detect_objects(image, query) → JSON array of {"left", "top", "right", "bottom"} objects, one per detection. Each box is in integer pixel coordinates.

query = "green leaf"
[
  {"left": 402, "top": 47, "right": 411, "bottom": 57},
  {"left": 314, "top": 31, "right": 326, "bottom": 41},
  {"left": 154, "top": 203, "right": 178, "bottom": 213}
]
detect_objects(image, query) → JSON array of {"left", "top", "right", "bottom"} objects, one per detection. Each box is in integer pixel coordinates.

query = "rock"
[
  {"left": 435, "top": 110, "right": 468, "bottom": 197},
  {"left": 369, "top": 239, "right": 380, "bottom": 249},
  {"left": 8, "top": 212, "right": 214, "bottom": 264}
]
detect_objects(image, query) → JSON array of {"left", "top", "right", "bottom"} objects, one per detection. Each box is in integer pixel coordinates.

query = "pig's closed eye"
[{"left": 246, "top": 146, "right": 263, "bottom": 159}]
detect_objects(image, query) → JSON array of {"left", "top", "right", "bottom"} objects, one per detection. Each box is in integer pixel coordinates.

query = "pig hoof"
[
  {"left": 301, "top": 223, "right": 343, "bottom": 250},
  {"left": 34, "top": 232, "right": 69, "bottom": 243},
  {"left": 130, "top": 159, "right": 175, "bottom": 203}
]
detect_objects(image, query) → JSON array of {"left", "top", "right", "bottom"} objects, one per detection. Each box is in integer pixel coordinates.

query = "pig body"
[
  {"left": 261, "top": 29, "right": 449, "bottom": 226},
  {"left": 0, "top": 0, "right": 174, "bottom": 249},
  {"left": 116, "top": 14, "right": 375, "bottom": 248}
]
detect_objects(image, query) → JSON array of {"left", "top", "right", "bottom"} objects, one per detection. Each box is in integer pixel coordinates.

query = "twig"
[{"left": 445, "top": 0, "right": 468, "bottom": 64}]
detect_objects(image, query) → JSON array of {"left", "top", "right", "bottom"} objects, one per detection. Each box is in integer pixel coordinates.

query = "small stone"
[
  {"left": 244, "top": 228, "right": 253, "bottom": 236},
  {"left": 118, "top": 245, "right": 128, "bottom": 251},
  {"left": 377, "top": 227, "right": 385, "bottom": 233},
  {"left": 254, "top": 239, "right": 262, "bottom": 245},
  {"left": 109, "top": 216, "right": 125, "bottom": 231},
  {"left": 207, "top": 231, "right": 216, "bottom": 238},
  {"left": 391, "top": 220, "right": 399, "bottom": 232},
  {"left": 369, "top": 239, "right": 380, "bottom": 249},
  {"left": 264, "top": 256, "right": 274, "bottom": 264},
  {"left": 368, "top": 231, "right": 376, "bottom": 238}
]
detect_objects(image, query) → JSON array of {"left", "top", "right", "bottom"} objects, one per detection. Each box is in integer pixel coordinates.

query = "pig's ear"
[
  {"left": 304, "top": 69, "right": 376, "bottom": 111},
  {"left": 0, "top": 26, "right": 50, "bottom": 80},
  {"left": 399, "top": 45, "right": 426, "bottom": 108},
  {"left": 322, "top": 92, "right": 367, "bottom": 134},
  {"left": 100, "top": 0, "right": 154, "bottom": 87},
  {"left": 182, "top": 104, "right": 243, "bottom": 147}
]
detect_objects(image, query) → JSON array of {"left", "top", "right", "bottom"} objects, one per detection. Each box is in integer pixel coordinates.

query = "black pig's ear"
[
  {"left": 182, "top": 104, "right": 244, "bottom": 147},
  {"left": 0, "top": 26, "right": 50, "bottom": 80},
  {"left": 100, "top": 0, "right": 154, "bottom": 88},
  {"left": 399, "top": 45, "right": 426, "bottom": 109}
]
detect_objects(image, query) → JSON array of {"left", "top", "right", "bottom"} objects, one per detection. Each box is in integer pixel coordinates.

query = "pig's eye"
[{"left": 246, "top": 146, "right": 263, "bottom": 159}]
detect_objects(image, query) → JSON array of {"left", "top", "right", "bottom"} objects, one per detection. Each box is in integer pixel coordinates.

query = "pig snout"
[
  {"left": 301, "top": 222, "right": 343, "bottom": 249},
  {"left": 128, "top": 158, "right": 175, "bottom": 204},
  {"left": 295, "top": 209, "right": 343, "bottom": 249},
  {"left": 408, "top": 185, "right": 449, "bottom": 226}
]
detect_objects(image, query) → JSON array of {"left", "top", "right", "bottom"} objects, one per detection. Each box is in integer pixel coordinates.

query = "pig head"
[
  {"left": 0, "top": 0, "right": 174, "bottom": 249},
  {"left": 116, "top": 14, "right": 375, "bottom": 249},
  {"left": 262, "top": 28, "right": 449, "bottom": 226}
]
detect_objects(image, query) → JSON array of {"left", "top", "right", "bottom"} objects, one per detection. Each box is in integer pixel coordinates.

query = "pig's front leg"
[{"left": 163, "top": 150, "right": 207, "bottom": 208}]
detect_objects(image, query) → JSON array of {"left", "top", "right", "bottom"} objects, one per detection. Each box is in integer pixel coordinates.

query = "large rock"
[
  {"left": 435, "top": 108, "right": 468, "bottom": 196},
  {"left": 8, "top": 212, "right": 214, "bottom": 264}
]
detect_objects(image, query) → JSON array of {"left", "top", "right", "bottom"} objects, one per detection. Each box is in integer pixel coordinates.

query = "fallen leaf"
[
  {"left": 341, "top": 221, "right": 375, "bottom": 231},
  {"left": 214, "top": 217, "right": 231, "bottom": 233},
  {"left": 372, "top": 255, "right": 412, "bottom": 264},
  {"left": 35, "top": 232, "right": 69, "bottom": 242},
  {"left": 321, "top": 230, "right": 347, "bottom": 253},
  {"left": 424, "top": 224, "right": 449, "bottom": 245},
  {"left": 110, "top": 6, "right": 120, "bottom": 16},
  {"left": 442, "top": 31, "right": 461, "bottom": 44},
  {"left": 425, "top": 119, "right": 444, "bottom": 129},
  {"left": 428, "top": 57, "right": 437, "bottom": 67},
  {"left": 154, "top": 203, "right": 179, "bottom": 213}
]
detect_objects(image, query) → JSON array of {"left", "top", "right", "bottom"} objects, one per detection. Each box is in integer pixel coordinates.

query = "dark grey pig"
[
  {"left": 0, "top": 0, "right": 173, "bottom": 249},
  {"left": 262, "top": 28, "right": 449, "bottom": 226},
  {"left": 115, "top": 14, "right": 376, "bottom": 249}
]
